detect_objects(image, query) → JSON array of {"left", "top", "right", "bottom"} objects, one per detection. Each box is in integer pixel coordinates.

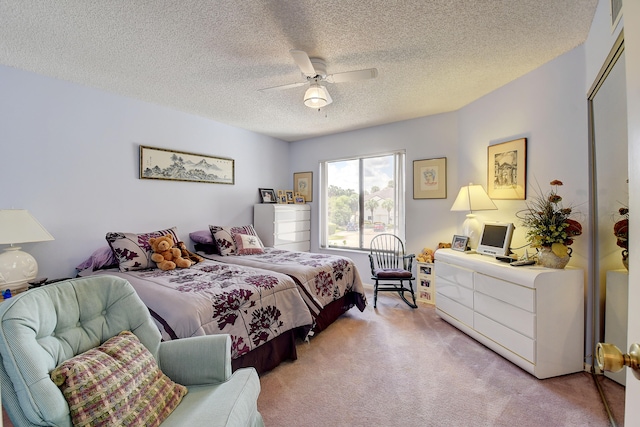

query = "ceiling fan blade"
[
  {"left": 326, "top": 68, "right": 378, "bottom": 83},
  {"left": 290, "top": 49, "right": 317, "bottom": 76},
  {"left": 258, "top": 81, "right": 308, "bottom": 92}
]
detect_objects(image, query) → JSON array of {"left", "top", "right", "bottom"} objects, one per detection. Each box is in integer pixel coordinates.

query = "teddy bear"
[
  {"left": 176, "top": 241, "right": 204, "bottom": 265},
  {"left": 416, "top": 247, "right": 434, "bottom": 263},
  {"left": 149, "top": 235, "right": 192, "bottom": 271}
]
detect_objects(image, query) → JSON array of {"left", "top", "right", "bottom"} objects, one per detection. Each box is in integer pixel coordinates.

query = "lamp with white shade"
[
  {"left": 0, "top": 210, "right": 54, "bottom": 294},
  {"left": 450, "top": 184, "right": 497, "bottom": 249}
]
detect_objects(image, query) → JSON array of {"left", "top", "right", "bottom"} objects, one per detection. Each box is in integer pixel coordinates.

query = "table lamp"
[
  {"left": 0, "top": 210, "right": 54, "bottom": 293},
  {"left": 450, "top": 184, "right": 497, "bottom": 249}
]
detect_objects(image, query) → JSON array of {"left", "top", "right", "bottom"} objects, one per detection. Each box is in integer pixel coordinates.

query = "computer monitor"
[{"left": 476, "top": 222, "right": 515, "bottom": 257}]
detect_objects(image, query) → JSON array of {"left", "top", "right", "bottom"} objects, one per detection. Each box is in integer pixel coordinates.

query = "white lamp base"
[
  {"left": 0, "top": 247, "right": 38, "bottom": 293},
  {"left": 462, "top": 214, "right": 482, "bottom": 250}
]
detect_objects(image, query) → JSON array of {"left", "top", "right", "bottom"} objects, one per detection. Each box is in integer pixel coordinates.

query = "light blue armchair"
[{"left": 0, "top": 275, "right": 264, "bottom": 426}]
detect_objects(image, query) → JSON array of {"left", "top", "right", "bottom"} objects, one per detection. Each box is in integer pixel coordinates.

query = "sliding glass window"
[{"left": 320, "top": 151, "right": 405, "bottom": 250}]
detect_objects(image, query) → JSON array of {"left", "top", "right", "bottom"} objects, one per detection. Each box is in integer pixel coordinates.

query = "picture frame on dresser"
[
  {"left": 294, "top": 172, "right": 313, "bottom": 202},
  {"left": 451, "top": 235, "right": 469, "bottom": 251},
  {"left": 285, "top": 190, "right": 294, "bottom": 203},
  {"left": 259, "top": 188, "right": 277, "bottom": 203}
]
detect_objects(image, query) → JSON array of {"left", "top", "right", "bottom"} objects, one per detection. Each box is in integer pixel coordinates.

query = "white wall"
[{"left": 0, "top": 65, "right": 291, "bottom": 280}]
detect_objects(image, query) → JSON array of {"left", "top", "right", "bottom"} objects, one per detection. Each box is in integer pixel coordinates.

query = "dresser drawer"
[
  {"left": 274, "top": 230, "right": 310, "bottom": 246},
  {"left": 435, "top": 262, "right": 473, "bottom": 289},
  {"left": 436, "top": 294, "right": 473, "bottom": 326},
  {"left": 436, "top": 276, "right": 474, "bottom": 309},
  {"left": 474, "top": 312, "right": 535, "bottom": 363},
  {"left": 274, "top": 209, "right": 311, "bottom": 222},
  {"left": 474, "top": 292, "right": 536, "bottom": 338},
  {"left": 274, "top": 220, "right": 310, "bottom": 234},
  {"left": 475, "top": 273, "right": 535, "bottom": 312}
]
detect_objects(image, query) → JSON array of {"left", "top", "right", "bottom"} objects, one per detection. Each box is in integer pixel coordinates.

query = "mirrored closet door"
[{"left": 589, "top": 32, "right": 627, "bottom": 424}]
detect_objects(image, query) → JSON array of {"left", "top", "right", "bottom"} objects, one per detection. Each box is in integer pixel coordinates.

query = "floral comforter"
[
  {"left": 205, "top": 248, "right": 367, "bottom": 322},
  {"left": 92, "top": 260, "right": 312, "bottom": 360}
]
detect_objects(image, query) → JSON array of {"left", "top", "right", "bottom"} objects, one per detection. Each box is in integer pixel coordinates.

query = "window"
[{"left": 320, "top": 151, "right": 406, "bottom": 250}]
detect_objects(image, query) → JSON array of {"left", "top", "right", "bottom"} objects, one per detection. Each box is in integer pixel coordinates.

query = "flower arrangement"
[
  {"left": 614, "top": 206, "right": 628, "bottom": 249},
  {"left": 517, "top": 179, "right": 582, "bottom": 258}
]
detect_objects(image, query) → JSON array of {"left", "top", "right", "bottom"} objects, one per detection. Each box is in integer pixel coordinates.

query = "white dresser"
[
  {"left": 434, "top": 249, "right": 584, "bottom": 379},
  {"left": 253, "top": 204, "right": 311, "bottom": 252}
]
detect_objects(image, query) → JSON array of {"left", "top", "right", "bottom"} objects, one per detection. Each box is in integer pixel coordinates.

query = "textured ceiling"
[{"left": 0, "top": 1, "right": 598, "bottom": 142}]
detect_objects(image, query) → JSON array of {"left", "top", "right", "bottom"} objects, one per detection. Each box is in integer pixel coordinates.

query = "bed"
[
  {"left": 193, "top": 226, "right": 368, "bottom": 333},
  {"left": 78, "top": 228, "right": 313, "bottom": 374}
]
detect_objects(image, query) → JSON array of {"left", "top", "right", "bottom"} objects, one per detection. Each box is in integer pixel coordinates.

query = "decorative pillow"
[
  {"left": 75, "top": 246, "right": 118, "bottom": 274},
  {"left": 50, "top": 331, "right": 187, "bottom": 427},
  {"left": 106, "top": 227, "right": 178, "bottom": 272},
  {"left": 233, "top": 233, "right": 265, "bottom": 255},
  {"left": 209, "top": 225, "right": 258, "bottom": 256}
]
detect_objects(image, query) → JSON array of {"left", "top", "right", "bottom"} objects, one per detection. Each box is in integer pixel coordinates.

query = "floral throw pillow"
[
  {"left": 209, "top": 225, "right": 258, "bottom": 256},
  {"left": 106, "top": 227, "right": 178, "bottom": 271},
  {"left": 50, "top": 331, "right": 187, "bottom": 427},
  {"left": 234, "top": 233, "right": 265, "bottom": 255}
]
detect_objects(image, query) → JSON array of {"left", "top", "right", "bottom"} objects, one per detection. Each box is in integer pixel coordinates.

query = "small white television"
[{"left": 476, "top": 222, "right": 515, "bottom": 257}]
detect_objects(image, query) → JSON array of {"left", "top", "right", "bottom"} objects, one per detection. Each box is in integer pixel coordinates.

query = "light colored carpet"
[{"left": 258, "top": 289, "right": 625, "bottom": 427}]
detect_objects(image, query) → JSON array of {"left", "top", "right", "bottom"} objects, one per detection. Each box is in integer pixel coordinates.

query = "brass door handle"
[{"left": 596, "top": 342, "right": 640, "bottom": 380}]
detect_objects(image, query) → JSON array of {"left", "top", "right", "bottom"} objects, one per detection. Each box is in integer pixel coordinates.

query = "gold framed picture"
[
  {"left": 413, "top": 157, "right": 446, "bottom": 199},
  {"left": 294, "top": 193, "right": 305, "bottom": 204},
  {"left": 285, "top": 190, "right": 294, "bottom": 203},
  {"left": 294, "top": 172, "right": 313, "bottom": 202},
  {"left": 487, "top": 138, "right": 527, "bottom": 200}
]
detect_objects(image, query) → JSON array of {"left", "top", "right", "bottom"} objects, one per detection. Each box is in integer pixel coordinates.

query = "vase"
[
  {"left": 622, "top": 249, "right": 629, "bottom": 271},
  {"left": 537, "top": 246, "right": 571, "bottom": 269}
]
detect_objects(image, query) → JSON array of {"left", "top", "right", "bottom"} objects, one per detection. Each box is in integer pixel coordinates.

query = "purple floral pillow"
[
  {"left": 106, "top": 227, "right": 178, "bottom": 272},
  {"left": 208, "top": 225, "right": 258, "bottom": 256}
]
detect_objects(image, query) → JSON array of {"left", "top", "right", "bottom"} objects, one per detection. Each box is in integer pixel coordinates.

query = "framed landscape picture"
[
  {"left": 413, "top": 157, "right": 447, "bottom": 199},
  {"left": 139, "top": 145, "right": 234, "bottom": 185},
  {"left": 487, "top": 138, "right": 527, "bottom": 200}
]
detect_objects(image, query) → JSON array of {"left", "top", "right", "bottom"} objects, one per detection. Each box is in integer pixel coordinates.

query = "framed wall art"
[
  {"left": 294, "top": 172, "right": 313, "bottom": 202},
  {"left": 413, "top": 157, "right": 447, "bottom": 199},
  {"left": 487, "top": 138, "right": 527, "bottom": 200},
  {"left": 139, "top": 145, "right": 234, "bottom": 185},
  {"left": 259, "top": 188, "right": 277, "bottom": 203}
]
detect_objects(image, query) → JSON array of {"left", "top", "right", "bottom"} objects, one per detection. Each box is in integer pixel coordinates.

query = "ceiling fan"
[{"left": 259, "top": 49, "right": 378, "bottom": 108}]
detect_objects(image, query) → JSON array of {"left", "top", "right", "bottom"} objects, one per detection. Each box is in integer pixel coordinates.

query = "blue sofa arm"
[{"left": 158, "top": 335, "right": 232, "bottom": 386}]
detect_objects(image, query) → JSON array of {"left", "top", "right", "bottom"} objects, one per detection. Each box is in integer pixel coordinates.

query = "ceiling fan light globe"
[{"left": 303, "top": 85, "right": 328, "bottom": 108}]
